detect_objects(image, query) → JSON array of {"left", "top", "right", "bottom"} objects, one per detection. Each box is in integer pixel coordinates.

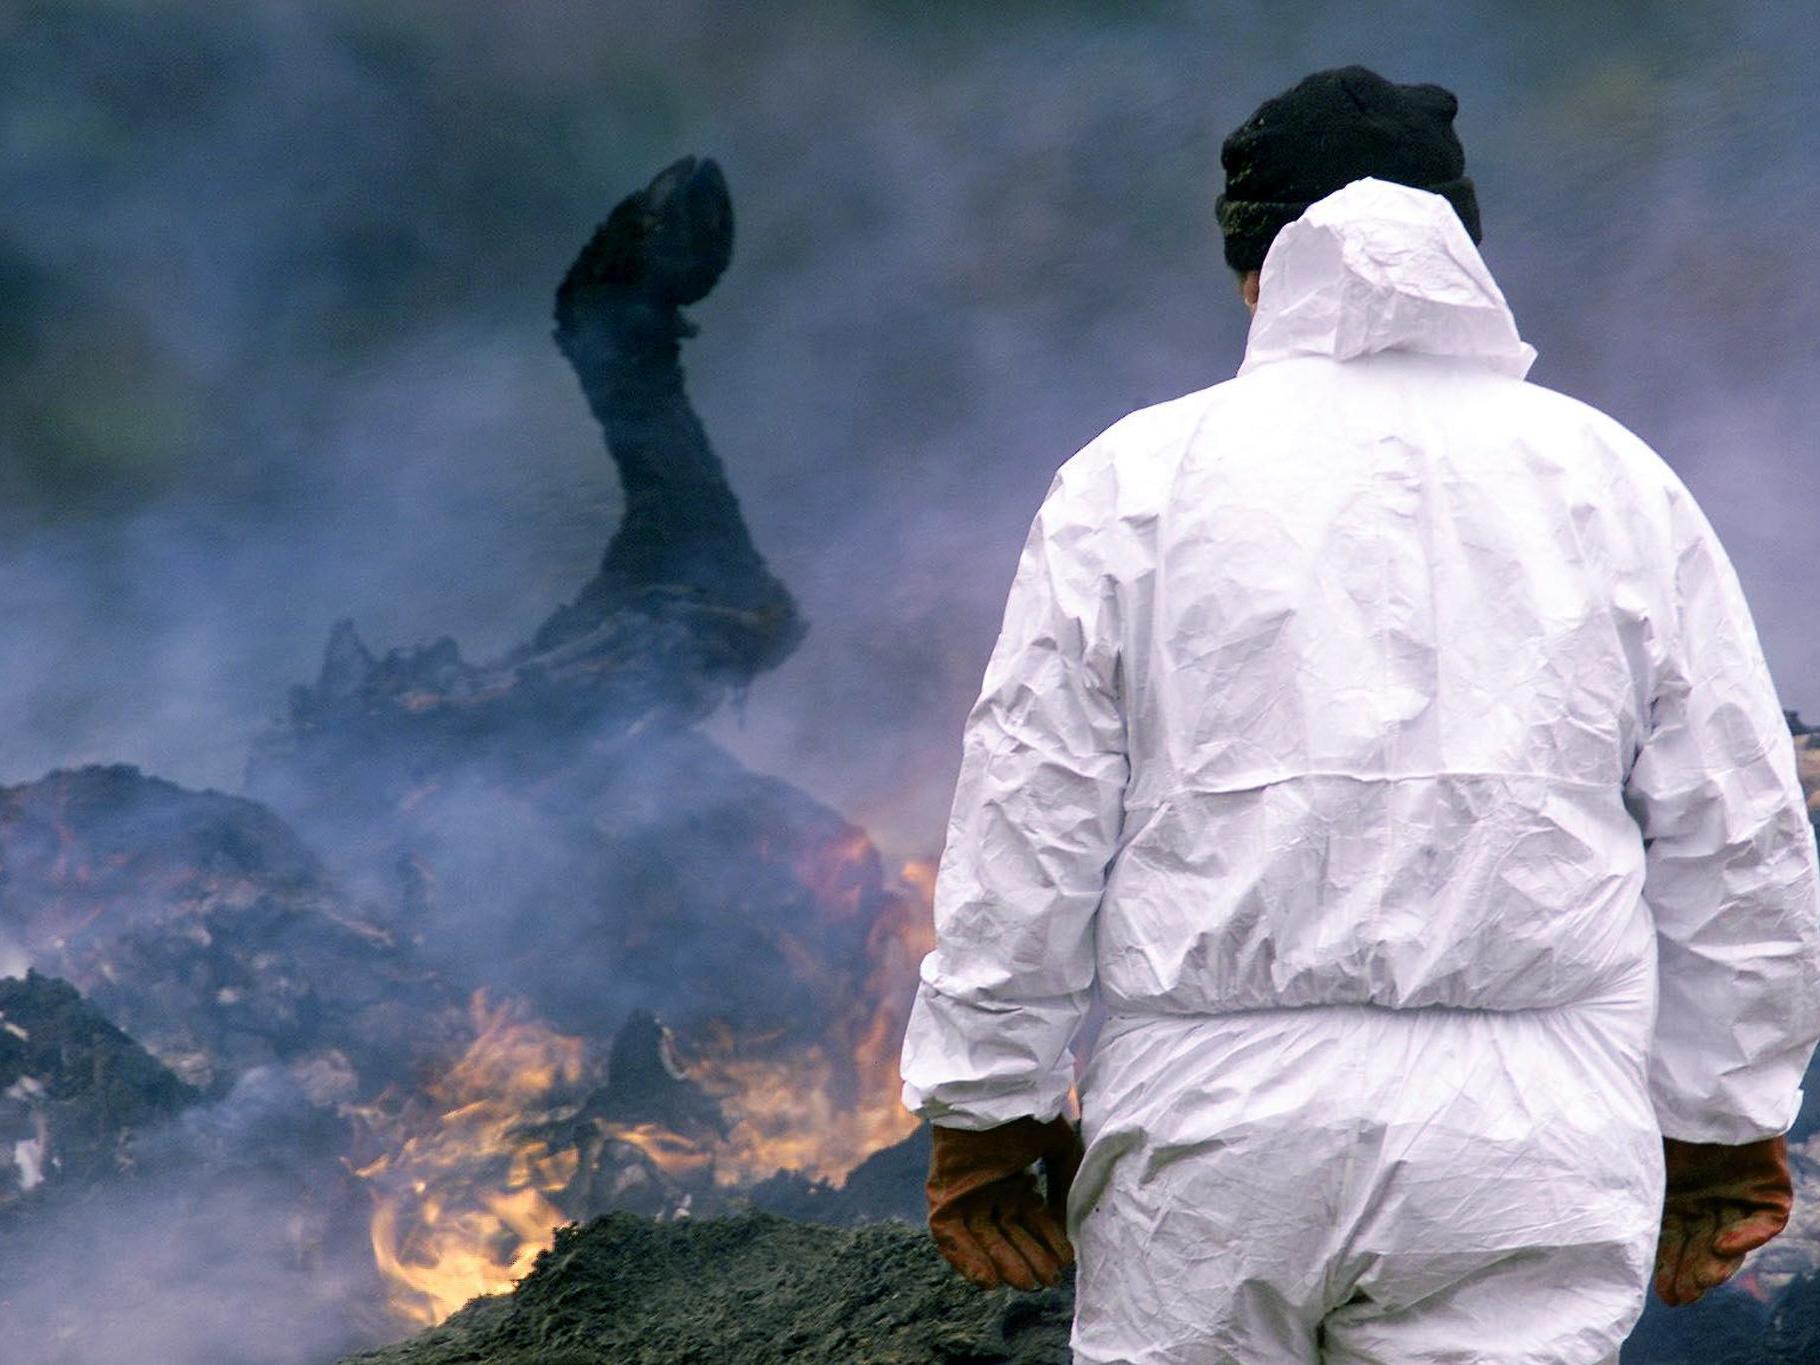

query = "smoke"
[
  {"left": 3, "top": 3, "right": 1817, "bottom": 862},
  {"left": 4, "top": 3, "right": 1820, "bottom": 1360},
  {"left": 0, "top": 931, "right": 28, "bottom": 982},
  {"left": 0, "top": 1065, "right": 386, "bottom": 1365}
]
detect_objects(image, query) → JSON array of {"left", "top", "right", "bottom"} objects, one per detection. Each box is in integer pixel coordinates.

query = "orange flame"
[
  {"left": 352, "top": 991, "right": 588, "bottom": 1327},
  {"left": 686, "top": 858, "right": 934, "bottom": 1185},
  {"left": 596, "top": 1121, "right": 715, "bottom": 1181},
  {"left": 352, "top": 853, "right": 937, "bottom": 1326}
]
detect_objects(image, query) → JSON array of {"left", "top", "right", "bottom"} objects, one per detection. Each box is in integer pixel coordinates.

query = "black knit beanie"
[{"left": 1216, "top": 65, "right": 1482, "bottom": 273}]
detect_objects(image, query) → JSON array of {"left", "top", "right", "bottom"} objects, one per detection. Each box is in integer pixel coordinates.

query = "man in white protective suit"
[{"left": 898, "top": 65, "right": 1820, "bottom": 1363}]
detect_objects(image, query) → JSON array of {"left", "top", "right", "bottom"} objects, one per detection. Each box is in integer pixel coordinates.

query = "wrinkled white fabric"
[
  {"left": 1072, "top": 1006, "right": 1656, "bottom": 1363},
  {"left": 899, "top": 177, "right": 1820, "bottom": 1360}
]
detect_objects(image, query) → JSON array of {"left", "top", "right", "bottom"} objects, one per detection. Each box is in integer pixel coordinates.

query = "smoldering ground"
[{"left": 3, "top": 3, "right": 1820, "bottom": 1363}]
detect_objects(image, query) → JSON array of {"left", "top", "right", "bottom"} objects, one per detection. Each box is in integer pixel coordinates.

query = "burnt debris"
[
  {"left": 592, "top": 1007, "right": 727, "bottom": 1140},
  {"left": 0, "top": 764, "right": 464, "bottom": 1098},
  {"left": 0, "top": 971, "right": 195, "bottom": 1205},
  {"left": 747, "top": 1121, "right": 930, "bottom": 1226},
  {"left": 0, "top": 158, "right": 925, "bottom": 1362},
  {"left": 538, "top": 155, "right": 802, "bottom": 669}
]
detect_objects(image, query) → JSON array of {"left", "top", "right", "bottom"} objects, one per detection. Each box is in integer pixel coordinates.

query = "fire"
[
  {"left": 689, "top": 1042, "right": 875, "bottom": 1186},
  {"left": 790, "top": 827, "right": 880, "bottom": 923},
  {"left": 351, "top": 991, "right": 589, "bottom": 1327},
  {"left": 689, "top": 858, "right": 935, "bottom": 1185},
  {"left": 350, "top": 854, "right": 938, "bottom": 1327},
  {"left": 595, "top": 1121, "right": 715, "bottom": 1181}
]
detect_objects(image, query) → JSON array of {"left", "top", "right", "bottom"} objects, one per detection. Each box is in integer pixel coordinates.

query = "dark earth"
[
  {"left": 339, "top": 1212, "right": 1073, "bottom": 1365},
  {"left": 331, "top": 1203, "right": 1820, "bottom": 1365}
]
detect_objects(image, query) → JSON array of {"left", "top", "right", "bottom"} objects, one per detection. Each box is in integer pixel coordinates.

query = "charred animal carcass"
[
  {"left": 246, "top": 161, "right": 892, "bottom": 1067},
  {"left": 250, "top": 156, "right": 802, "bottom": 821}
]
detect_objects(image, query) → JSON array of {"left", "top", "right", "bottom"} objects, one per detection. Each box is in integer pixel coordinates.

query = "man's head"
[{"left": 1218, "top": 65, "right": 1481, "bottom": 310}]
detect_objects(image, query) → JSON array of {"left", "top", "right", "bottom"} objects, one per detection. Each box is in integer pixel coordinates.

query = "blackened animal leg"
[{"left": 534, "top": 157, "right": 804, "bottom": 680}]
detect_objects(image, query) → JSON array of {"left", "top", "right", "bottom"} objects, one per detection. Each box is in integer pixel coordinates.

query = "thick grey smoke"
[
  {"left": 2, "top": 5, "right": 1818, "bottom": 1360},
  {"left": 0, "top": 1062, "right": 384, "bottom": 1365},
  {"left": 4, "top": 2, "right": 1816, "bottom": 867}
]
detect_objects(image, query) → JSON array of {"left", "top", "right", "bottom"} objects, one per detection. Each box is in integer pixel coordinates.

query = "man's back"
[{"left": 1079, "top": 347, "right": 1666, "bottom": 1020}]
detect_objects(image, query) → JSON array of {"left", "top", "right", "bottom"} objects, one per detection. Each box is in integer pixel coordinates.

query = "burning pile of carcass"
[{"left": 0, "top": 158, "right": 936, "bottom": 1362}]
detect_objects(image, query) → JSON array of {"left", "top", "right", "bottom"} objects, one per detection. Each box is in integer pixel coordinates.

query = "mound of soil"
[
  {"left": 340, "top": 1210, "right": 1073, "bottom": 1364},
  {"left": 341, "top": 1199, "right": 1820, "bottom": 1365}
]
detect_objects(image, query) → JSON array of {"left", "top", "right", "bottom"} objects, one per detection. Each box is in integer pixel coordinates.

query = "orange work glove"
[
  {"left": 1654, "top": 1134, "right": 1794, "bottom": 1307},
  {"left": 926, "top": 1114, "right": 1084, "bottom": 1291}
]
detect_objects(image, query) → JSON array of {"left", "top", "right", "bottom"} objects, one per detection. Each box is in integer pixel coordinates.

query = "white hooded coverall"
[{"left": 899, "top": 178, "right": 1820, "bottom": 1364}]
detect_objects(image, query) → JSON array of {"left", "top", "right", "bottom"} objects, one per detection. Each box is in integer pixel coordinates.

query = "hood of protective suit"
[{"left": 1239, "top": 176, "right": 1537, "bottom": 379}]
